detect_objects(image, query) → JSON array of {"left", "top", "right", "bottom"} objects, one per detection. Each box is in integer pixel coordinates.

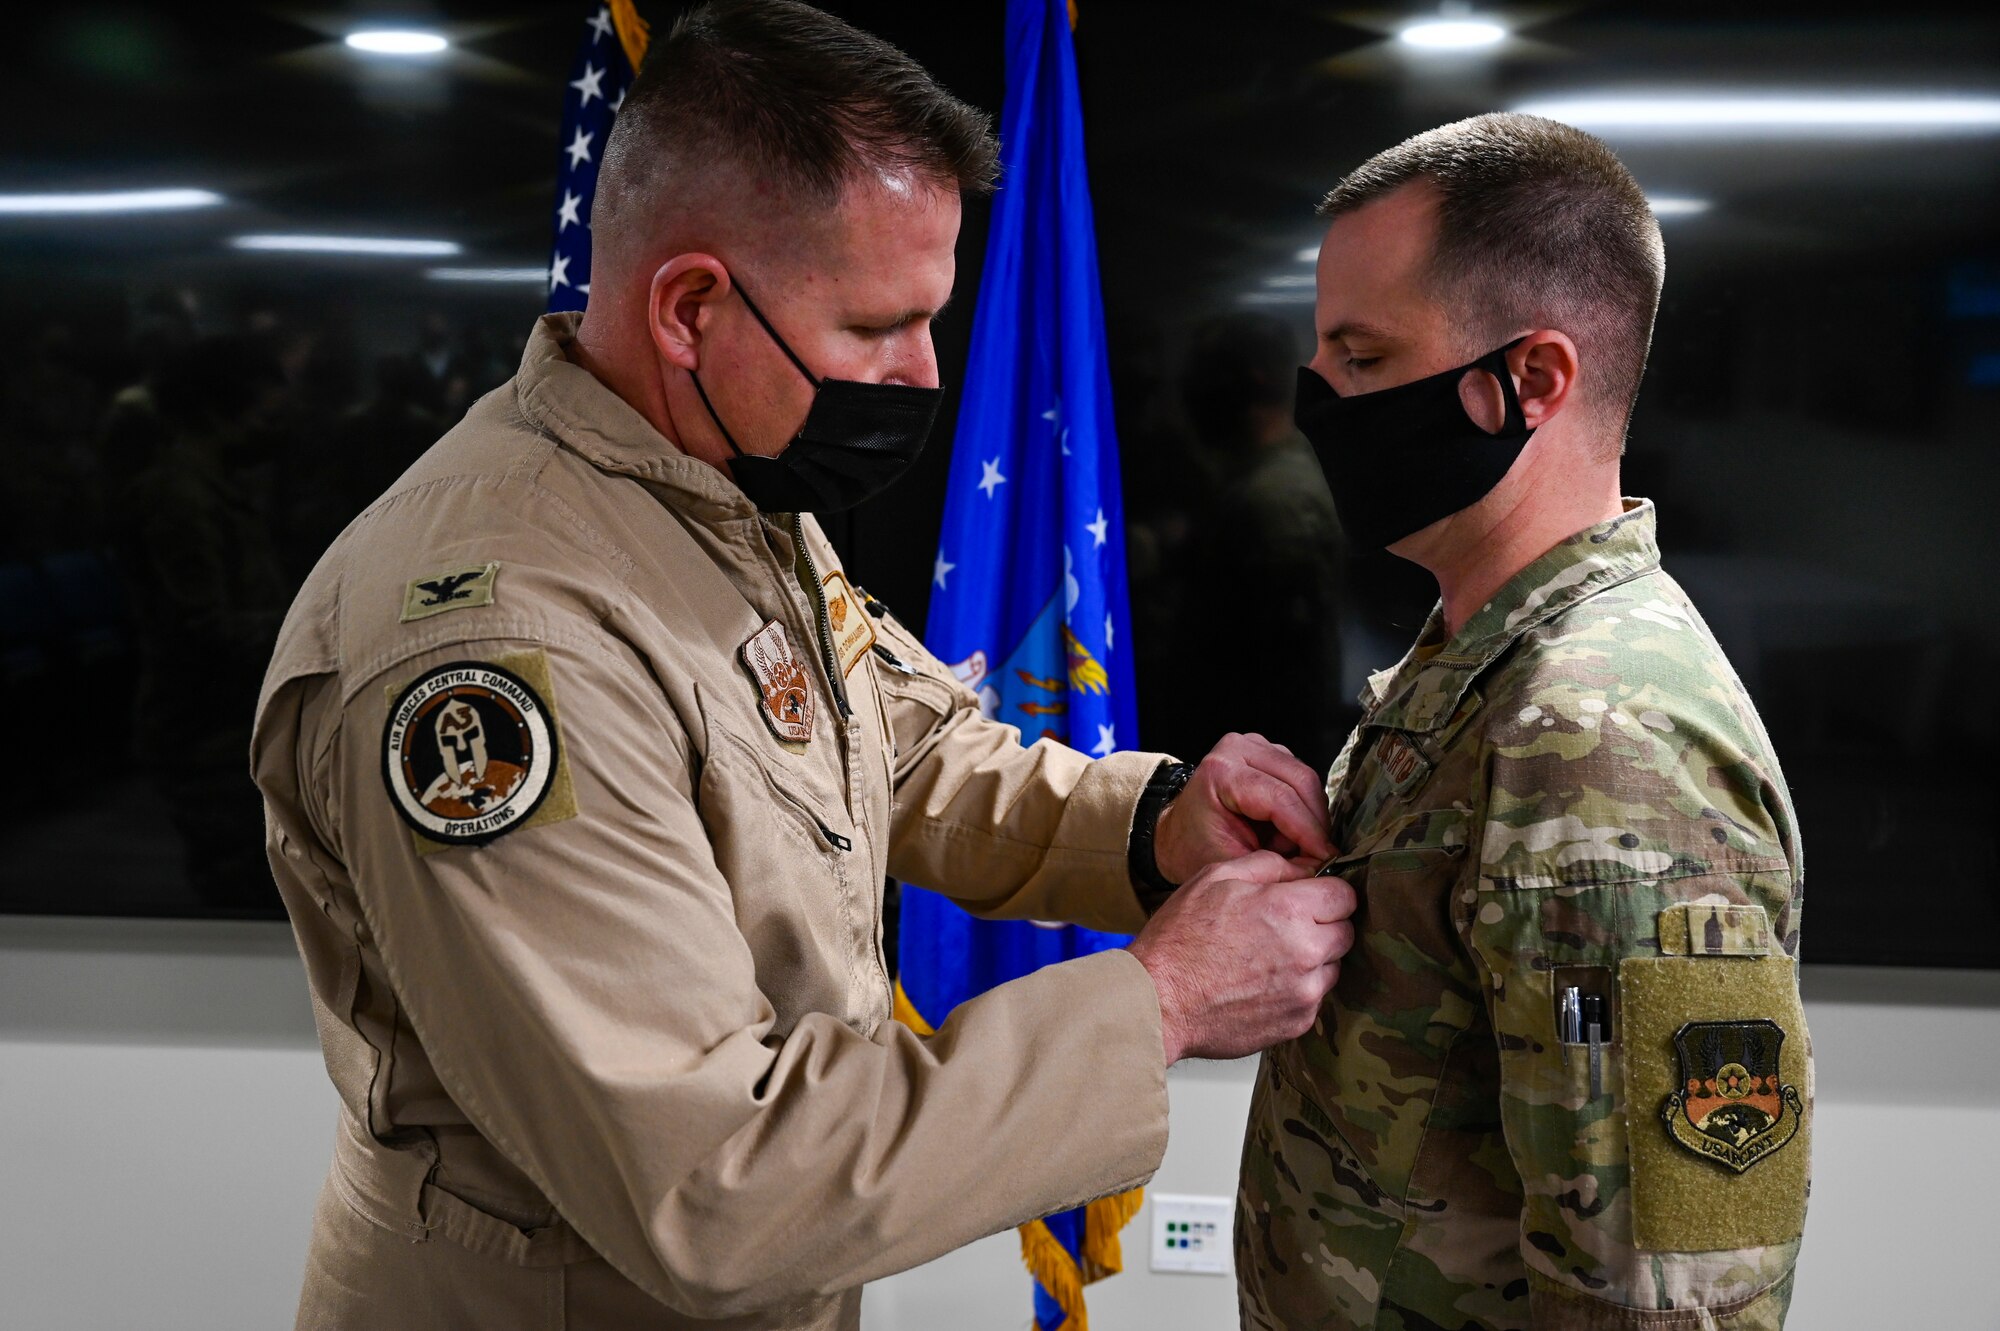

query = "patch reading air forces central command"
[
  {"left": 1662, "top": 1019, "right": 1804, "bottom": 1173},
  {"left": 382, "top": 659, "right": 560, "bottom": 846}
]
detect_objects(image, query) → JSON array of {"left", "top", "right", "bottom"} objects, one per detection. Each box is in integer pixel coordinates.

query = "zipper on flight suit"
[{"left": 789, "top": 512, "right": 852, "bottom": 720}]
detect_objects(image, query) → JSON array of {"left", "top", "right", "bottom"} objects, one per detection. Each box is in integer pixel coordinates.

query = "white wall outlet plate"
[{"left": 1147, "top": 1191, "right": 1234, "bottom": 1275}]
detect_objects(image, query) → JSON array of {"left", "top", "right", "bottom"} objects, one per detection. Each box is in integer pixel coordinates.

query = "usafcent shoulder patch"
[{"left": 381, "top": 651, "right": 576, "bottom": 851}]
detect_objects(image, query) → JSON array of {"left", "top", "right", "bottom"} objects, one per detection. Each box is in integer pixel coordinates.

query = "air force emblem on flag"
[{"left": 895, "top": 3, "right": 1146, "bottom": 1326}]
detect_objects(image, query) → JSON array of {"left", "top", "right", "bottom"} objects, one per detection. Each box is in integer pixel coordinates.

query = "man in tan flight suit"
[{"left": 251, "top": 4, "right": 1358, "bottom": 1328}]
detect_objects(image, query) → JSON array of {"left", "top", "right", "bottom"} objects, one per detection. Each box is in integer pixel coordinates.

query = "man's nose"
[{"left": 882, "top": 329, "right": 940, "bottom": 389}]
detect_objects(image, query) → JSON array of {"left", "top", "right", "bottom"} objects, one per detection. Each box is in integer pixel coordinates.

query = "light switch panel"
[{"left": 1147, "top": 1192, "right": 1233, "bottom": 1275}]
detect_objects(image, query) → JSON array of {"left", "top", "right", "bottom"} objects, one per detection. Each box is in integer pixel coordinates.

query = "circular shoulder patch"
[{"left": 382, "top": 661, "right": 558, "bottom": 846}]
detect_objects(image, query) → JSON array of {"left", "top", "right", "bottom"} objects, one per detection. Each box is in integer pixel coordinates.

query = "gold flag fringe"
[
  {"left": 892, "top": 984, "right": 1145, "bottom": 1331},
  {"left": 1018, "top": 1184, "right": 1145, "bottom": 1331},
  {"left": 610, "top": 0, "right": 651, "bottom": 72}
]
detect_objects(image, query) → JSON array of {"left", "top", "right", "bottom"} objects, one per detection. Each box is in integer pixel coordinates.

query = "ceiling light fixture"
[
  {"left": 1646, "top": 196, "right": 1711, "bottom": 217},
  {"left": 427, "top": 266, "right": 550, "bottom": 284},
  {"left": 1515, "top": 95, "right": 2000, "bottom": 135},
  {"left": 232, "top": 234, "right": 461, "bottom": 256},
  {"left": 0, "top": 188, "right": 222, "bottom": 215},
  {"left": 344, "top": 30, "right": 449, "bottom": 56},
  {"left": 1239, "top": 290, "right": 1317, "bottom": 307},
  {"left": 1399, "top": 19, "right": 1507, "bottom": 50}
]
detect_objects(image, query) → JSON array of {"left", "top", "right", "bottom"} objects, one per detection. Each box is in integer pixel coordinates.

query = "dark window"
[{"left": 4, "top": 3, "right": 1993, "bottom": 968}]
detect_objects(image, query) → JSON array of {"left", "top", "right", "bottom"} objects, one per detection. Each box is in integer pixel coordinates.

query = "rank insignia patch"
[
  {"left": 382, "top": 659, "right": 561, "bottom": 846},
  {"left": 821, "top": 571, "right": 877, "bottom": 678},
  {"left": 401, "top": 562, "right": 499, "bottom": 622},
  {"left": 1662, "top": 1019, "right": 1803, "bottom": 1173},
  {"left": 741, "top": 620, "right": 814, "bottom": 744}
]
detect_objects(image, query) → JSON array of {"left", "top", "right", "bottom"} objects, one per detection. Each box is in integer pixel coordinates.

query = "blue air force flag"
[
  {"left": 547, "top": 3, "right": 649, "bottom": 313},
  {"left": 892, "top": 2, "right": 1143, "bottom": 1326}
]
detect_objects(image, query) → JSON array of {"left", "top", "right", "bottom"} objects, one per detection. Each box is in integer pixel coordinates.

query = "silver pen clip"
[{"left": 1583, "top": 994, "right": 1605, "bottom": 1100}]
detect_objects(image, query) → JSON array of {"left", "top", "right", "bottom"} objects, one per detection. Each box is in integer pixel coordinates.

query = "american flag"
[{"left": 547, "top": 3, "right": 649, "bottom": 313}]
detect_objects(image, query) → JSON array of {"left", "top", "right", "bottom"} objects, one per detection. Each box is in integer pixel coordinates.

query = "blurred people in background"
[
  {"left": 278, "top": 352, "right": 446, "bottom": 577},
  {"left": 1178, "top": 313, "right": 1347, "bottom": 774},
  {"left": 98, "top": 333, "right": 295, "bottom": 907}
]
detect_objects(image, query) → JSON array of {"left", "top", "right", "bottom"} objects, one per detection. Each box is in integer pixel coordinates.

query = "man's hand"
[
  {"left": 1153, "top": 733, "right": 1334, "bottom": 885},
  {"left": 1127, "top": 850, "right": 1357, "bottom": 1064}
]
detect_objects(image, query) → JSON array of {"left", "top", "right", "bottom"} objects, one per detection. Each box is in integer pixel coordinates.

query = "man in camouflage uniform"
[{"left": 1238, "top": 114, "right": 1809, "bottom": 1329}]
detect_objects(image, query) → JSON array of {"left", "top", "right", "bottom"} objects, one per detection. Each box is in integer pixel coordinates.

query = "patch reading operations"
[{"left": 382, "top": 661, "right": 558, "bottom": 845}]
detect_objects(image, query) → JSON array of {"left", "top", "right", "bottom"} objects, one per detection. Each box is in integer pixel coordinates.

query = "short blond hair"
[{"left": 1321, "top": 113, "right": 1665, "bottom": 442}]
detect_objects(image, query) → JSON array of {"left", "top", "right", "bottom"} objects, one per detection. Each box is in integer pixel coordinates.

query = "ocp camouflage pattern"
[{"left": 1237, "top": 500, "right": 1809, "bottom": 1330}]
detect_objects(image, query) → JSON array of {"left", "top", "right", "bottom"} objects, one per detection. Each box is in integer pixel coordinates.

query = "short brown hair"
[
  {"left": 1321, "top": 112, "right": 1665, "bottom": 441},
  {"left": 596, "top": 0, "right": 998, "bottom": 232}
]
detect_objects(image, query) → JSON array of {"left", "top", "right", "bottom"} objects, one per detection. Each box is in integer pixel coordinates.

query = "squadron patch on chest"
[
  {"left": 821, "top": 571, "right": 878, "bottom": 678},
  {"left": 741, "top": 620, "right": 814, "bottom": 745},
  {"left": 381, "top": 657, "right": 564, "bottom": 848}
]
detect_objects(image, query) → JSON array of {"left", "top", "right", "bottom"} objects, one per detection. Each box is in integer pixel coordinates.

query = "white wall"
[{"left": 4, "top": 915, "right": 1996, "bottom": 1331}]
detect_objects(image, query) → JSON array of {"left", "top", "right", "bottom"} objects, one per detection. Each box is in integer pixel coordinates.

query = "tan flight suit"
[{"left": 251, "top": 313, "right": 1172, "bottom": 1330}]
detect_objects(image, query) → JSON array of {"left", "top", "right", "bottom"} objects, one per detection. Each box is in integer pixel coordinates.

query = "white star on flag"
[
  {"left": 933, "top": 553, "right": 956, "bottom": 589},
  {"left": 1040, "top": 401, "right": 1072, "bottom": 453},
  {"left": 587, "top": 6, "right": 615, "bottom": 42},
  {"left": 1085, "top": 508, "right": 1108, "bottom": 548},
  {"left": 556, "top": 190, "right": 583, "bottom": 231},
  {"left": 549, "top": 253, "right": 571, "bottom": 290},
  {"left": 1091, "top": 724, "right": 1117, "bottom": 758},
  {"left": 1105, "top": 613, "right": 1115, "bottom": 651},
  {"left": 570, "top": 63, "right": 606, "bottom": 107},
  {"left": 978, "top": 458, "right": 1007, "bottom": 498},
  {"left": 565, "top": 127, "right": 595, "bottom": 169}
]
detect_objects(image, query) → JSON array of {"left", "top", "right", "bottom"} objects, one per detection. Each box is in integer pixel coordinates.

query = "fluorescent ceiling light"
[
  {"left": 1400, "top": 19, "right": 1507, "bottom": 50},
  {"left": 1239, "top": 290, "right": 1317, "bottom": 306},
  {"left": 1647, "top": 196, "right": 1711, "bottom": 217},
  {"left": 427, "top": 266, "right": 549, "bottom": 284},
  {"left": 1515, "top": 95, "right": 2000, "bottom": 134},
  {"left": 0, "top": 188, "right": 222, "bottom": 215},
  {"left": 232, "top": 234, "right": 462, "bottom": 256},
  {"left": 345, "top": 30, "right": 449, "bottom": 56},
  {"left": 1262, "top": 273, "right": 1317, "bottom": 288},
  {"left": 1294, "top": 245, "right": 1319, "bottom": 263}
]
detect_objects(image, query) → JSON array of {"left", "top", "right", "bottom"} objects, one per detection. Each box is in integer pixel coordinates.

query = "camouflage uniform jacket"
[{"left": 1237, "top": 500, "right": 1810, "bottom": 1330}]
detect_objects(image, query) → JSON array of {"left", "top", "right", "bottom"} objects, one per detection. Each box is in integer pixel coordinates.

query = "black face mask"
[
  {"left": 1295, "top": 338, "right": 1534, "bottom": 550},
  {"left": 689, "top": 279, "right": 943, "bottom": 514}
]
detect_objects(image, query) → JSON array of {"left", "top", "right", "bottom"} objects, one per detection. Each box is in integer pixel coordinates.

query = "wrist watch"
[{"left": 1128, "top": 760, "right": 1196, "bottom": 897}]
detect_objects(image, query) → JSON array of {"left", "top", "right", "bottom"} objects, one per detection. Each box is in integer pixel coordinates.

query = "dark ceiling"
[{"left": 8, "top": 2, "right": 1996, "bottom": 320}]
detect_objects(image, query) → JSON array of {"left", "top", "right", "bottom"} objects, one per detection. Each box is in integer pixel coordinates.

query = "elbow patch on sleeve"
[{"left": 1619, "top": 950, "right": 1809, "bottom": 1252}]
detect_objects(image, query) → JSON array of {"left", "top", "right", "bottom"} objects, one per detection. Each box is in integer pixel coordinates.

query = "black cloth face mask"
[
  {"left": 1295, "top": 337, "right": 1534, "bottom": 550},
  {"left": 689, "top": 279, "right": 943, "bottom": 514}
]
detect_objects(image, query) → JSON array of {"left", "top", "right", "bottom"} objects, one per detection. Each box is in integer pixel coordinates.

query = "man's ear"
[
  {"left": 1511, "top": 329, "right": 1579, "bottom": 429},
  {"left": 647, "top": 254, "right": 731, "bottom": 372}
]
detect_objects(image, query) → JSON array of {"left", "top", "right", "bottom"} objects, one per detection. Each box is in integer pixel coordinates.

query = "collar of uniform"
[
  {"left": 1361, "top": 498, "right": 1660, "bottom": 733},
  {"left": 513, "top": 312, "right": 760, "bottom": 523}
]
